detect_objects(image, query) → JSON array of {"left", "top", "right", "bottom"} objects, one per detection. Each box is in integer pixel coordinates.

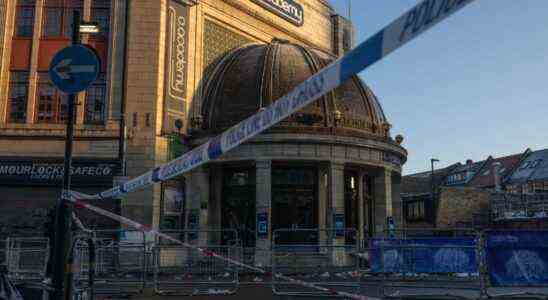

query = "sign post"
[{"left": 49, "top": 11, "right": 100, "bottom": 300}]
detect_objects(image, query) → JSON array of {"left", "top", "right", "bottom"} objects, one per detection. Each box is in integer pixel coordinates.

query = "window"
[
  {"left": 15, "top": 0, "right": 35, "bottom": 37},
  {"left": 42, "top": 0, "right": 83, "bottom": 38},
  {"left": 7, "top": 72, "right": 29, "bottom": 123},
  {"left": 91, "top": 0, "right": 110, "bottom": 40},
  {"left": 36, "top": 73, "right": 69, "bottom": 123},
  {"left": 84, "top": 74, "right": 106, "bottom": 124},
  {"left": 406, "top": 201, "right": 425, "bottom": 221},
  {"left": 530, "top": 159, "right": 542, "bottom": 169},
  {"left": 533, "top": 181, "right": 548, "bottom": 193},
  {"left": 506, "top": 185, "right": 518, "bottom": 194}
]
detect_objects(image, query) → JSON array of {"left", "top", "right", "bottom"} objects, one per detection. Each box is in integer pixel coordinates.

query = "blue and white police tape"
[
  {"left": 66, "top": 191, "right": 378, "bottom": 300},
  {"left": 75, "top": 0, "right": 476, "bottom": 201}
]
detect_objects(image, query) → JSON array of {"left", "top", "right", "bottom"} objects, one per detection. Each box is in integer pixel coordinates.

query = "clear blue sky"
[{"left": 329, "top": 1, "right": 548, "bottom": 174}]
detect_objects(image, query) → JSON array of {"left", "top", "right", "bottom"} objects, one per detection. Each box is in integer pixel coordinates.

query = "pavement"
[
  {"left": 13, "top": 275, "right": 548, "bottom": 299},
  {"left": 86, "top": 281, "right": 548, "bottom": 300}
]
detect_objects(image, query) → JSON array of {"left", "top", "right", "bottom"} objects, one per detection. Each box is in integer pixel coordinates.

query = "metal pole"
[
  {"left": 51, "top": 10, "right": 80, "bottom": 300},
  {"left": 347, "top": 0, "right": 351, "bottom": 21},
  {"left": 431, "top": 158, "right": 439, "bottom": 228}
]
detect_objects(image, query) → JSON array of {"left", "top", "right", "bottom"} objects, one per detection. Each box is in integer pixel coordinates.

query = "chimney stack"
[{"left": 493, "top": 162, "right": 502, "bottom": 192}]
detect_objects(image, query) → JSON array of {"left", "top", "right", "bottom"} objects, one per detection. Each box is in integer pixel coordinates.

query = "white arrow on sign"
[{"left": 53, "top": 59, "right": 97, "bottom": 80}]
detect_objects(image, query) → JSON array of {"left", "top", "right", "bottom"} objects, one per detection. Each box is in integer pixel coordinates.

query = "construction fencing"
[
  {"left": 152, "top": 229, "right": 241, "bottom": 296},
  {"left": 272, "top": 228, "right": 360, "bottom": 297},
  {"left": 2, "top": 228, "right": 548, "bottom": 299},
  {"left": 363, "top": 229, "right": 482, "bottom": 299},
  {"left": 5, "top": 237, "right": 49, "bottom": 284},
  {"left": 484, "top": 230, "right": 548, "bottom": 299},
  {"left": 73, "top": 230, "right": 147, "bottom": 297}
]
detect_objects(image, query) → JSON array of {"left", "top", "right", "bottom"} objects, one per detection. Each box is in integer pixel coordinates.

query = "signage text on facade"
[
  {"left": 253, "top": 0, "right": 304, "bottom": 26},
  {"left": 0, "top": 158, "right": 121, "bottom": 186},
  {"left": 163, "top": 0, "right": 190, "bottom": 133}
]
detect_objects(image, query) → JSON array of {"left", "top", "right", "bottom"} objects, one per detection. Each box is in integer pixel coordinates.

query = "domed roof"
[{"left": 197, "top": 39, "right": 391, "bottom": 139}]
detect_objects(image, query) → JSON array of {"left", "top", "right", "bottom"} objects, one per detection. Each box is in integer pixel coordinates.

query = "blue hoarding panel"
[
  {"left": 486, "top": 231, "right": 548, "bottom": 286},
  {"left": 369, "top": 237, "right": 477, "bottom": 274}
]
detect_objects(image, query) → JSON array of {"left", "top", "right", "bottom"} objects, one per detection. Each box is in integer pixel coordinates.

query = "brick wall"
[{"left": 436, "top": 187, "right": 490, "bottom": 228}]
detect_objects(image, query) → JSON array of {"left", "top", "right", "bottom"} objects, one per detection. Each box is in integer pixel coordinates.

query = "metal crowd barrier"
[
  {"left": 272, "top": 228, "right": 360, "bottom": 297},
  {"left": 5, "top": 237, "right": 49, "bottom": 283},
  {"left": 361, "top": 228, "right": 483, "bottom": 299},
  {"left": 70, "top": 235, "right": 95, "bottom": 300},
  {"left": 152, "top": 229, "right": 241, "bottom": 296},
  {"left": 0, "top": 239, "right": 6, "bottom": 270},
  {"left": 483, "top": 230, "right": 548, "bottom": 299},
  {"left": 74, "top": 230, "right": 146, "bottom": 296}
]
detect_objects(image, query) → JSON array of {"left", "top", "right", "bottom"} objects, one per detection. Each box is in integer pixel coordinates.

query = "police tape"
[
  {"left": 72, "top": 0, "right": 475, "bottom": 202},
  {"left": 66, "top": 191, "right": 378, "bottom": 300}
]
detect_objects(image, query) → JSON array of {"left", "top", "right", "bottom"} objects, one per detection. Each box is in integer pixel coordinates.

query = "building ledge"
[{"left": 0, "top": 121, "right": 120, "bottom": 140}]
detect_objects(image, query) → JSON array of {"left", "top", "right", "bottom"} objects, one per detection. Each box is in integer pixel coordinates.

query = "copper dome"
[{"left": 198, "top": 40, "right": 391, "bottom": 139}]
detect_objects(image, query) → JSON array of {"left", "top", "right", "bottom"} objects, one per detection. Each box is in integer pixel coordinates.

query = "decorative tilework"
[{"left": 202, "top": 19, "right": 252, "bottom": 77}]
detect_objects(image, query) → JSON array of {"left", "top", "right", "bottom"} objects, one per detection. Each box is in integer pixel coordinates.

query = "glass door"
[
  {"left": 221, "top": 168, "right": 256, "bottom": 248},
  {"left": 272, "top": 167, "right": 318, "bottom": 245}
]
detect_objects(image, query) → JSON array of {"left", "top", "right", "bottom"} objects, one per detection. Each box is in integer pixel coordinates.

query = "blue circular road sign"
[{"left": 48, "top": 44, "right": 100, "bottom": 94}]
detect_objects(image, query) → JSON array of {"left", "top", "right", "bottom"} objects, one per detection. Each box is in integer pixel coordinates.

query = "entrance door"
[
  {"left": 272, "top": 168, "right": 317, "bottom": 245},
  {"left": 221, "top": 168, "right": 256, "bottom": 248}
]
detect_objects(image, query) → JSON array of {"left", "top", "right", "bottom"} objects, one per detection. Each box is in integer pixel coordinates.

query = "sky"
[{"left": 329, "top": 0, "right": 548, "bottom": 174}]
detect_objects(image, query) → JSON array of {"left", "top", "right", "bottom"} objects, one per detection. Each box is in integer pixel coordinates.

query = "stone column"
[
  {"left": 391, "top": 173, "right": 403, "bottom": 231},
  {"left": 0, "top": 0, "right": 9, "bottom": 123},
  {"left": 255, "top": 160, "right": 271, "bottom": 267},
  {"left": 186, "top": 166, "right": 209, "bottom": 244},
  {"left": 329, "top": 162, "right": 346, "bottom": 265},
  {"left": 209, "top": 164, "right": 223, "bottom": 244},
  {"left": 76, "top": 0, "right": 92, "bottom": 124},
  {"left": 25, "top": 0, "right": 44, "bottom": 124},
  {"left": 317, "top": 163, "right": 329, "bottom": 244},
  {"left": 374, "top": 168, "right": 393, "bottom": 235},
  {"left": 357, "top": 171, "right": 366, "bottom": 244}
]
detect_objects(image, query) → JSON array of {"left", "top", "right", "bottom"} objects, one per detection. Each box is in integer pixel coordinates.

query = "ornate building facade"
[{"left": 0, "top": 0, "right": 406, "bottom": 255}]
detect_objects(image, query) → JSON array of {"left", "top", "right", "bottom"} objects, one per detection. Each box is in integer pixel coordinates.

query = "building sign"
[
  {"left": 0, "top": 158, "right": 121, "bottom": 186},
  {"left": 163, "top": 0, "right": 190, "bottom": 133},
  {"left": 257, "top": 212, "right": 269, "bottom": 237},
  {"left": 188, "top": 212, "right": 199, "bottom": 240},
  {"left": 334, "top": 213, "right": 345, "bottom": 237},
  {"left": 253, "top": 0, "right": 304, "bottom": 26}
]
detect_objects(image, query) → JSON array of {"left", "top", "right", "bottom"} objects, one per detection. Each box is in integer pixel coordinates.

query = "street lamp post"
[
  {"left": 51, "top": 11, "right": 100, "bottom": 300},
  {"left": 431, "top": 158, "right": 440, "bottom": 226}
]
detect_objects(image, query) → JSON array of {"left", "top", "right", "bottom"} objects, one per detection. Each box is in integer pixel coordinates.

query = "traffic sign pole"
[{"left": 51, "top": 10, "right": 81, "bottom": 300}]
